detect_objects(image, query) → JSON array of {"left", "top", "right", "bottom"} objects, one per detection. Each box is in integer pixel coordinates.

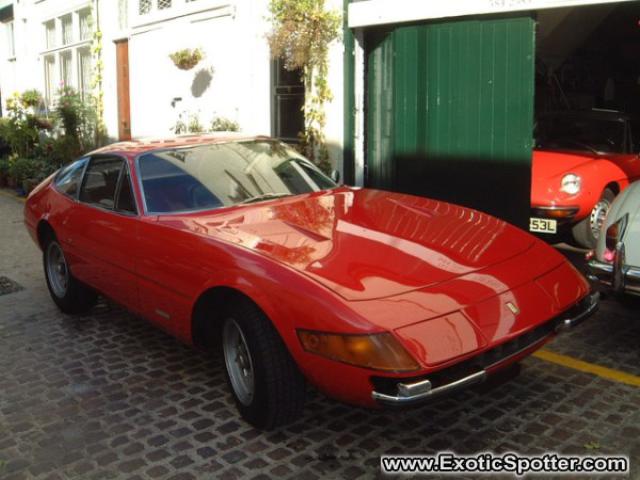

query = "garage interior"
[
  {"left": 536, "top": 2, "right": 640, "bottom": 118},
  {"left": 359, "top": 1, "right": 640, "bottom": 231}
]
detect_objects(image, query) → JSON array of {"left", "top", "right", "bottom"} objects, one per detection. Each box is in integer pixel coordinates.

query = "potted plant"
[
  {"left": 210, "top": 116, "right": 240, "bottom": 132},
  {"left": 169, "top": 48, "right": 204, "bottom": 71}
]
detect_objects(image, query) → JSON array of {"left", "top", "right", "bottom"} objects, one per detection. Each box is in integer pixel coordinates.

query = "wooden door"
[{"left": 115, "top": 39, "right": 132, "bottom": 141}]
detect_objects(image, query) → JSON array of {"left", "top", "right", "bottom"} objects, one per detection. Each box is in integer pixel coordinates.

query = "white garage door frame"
[{"left": 349, "top": 0, "right": 638, "bottom": 28}]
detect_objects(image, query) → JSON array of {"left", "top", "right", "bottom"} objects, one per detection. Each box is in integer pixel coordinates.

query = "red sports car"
[
  {"left": 531, "top": 110, "right": 640, "bottom": 248},
  {"left": 24, "top": 135, "right": 598, "bottom": 429}
]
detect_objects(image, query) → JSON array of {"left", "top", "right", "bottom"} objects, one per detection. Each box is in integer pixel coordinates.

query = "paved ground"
[{"left": 0, "top": 192, "right": 639, "bottom": 480}]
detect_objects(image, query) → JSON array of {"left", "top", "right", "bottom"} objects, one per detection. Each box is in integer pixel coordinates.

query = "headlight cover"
[
  {"left": 560, "top": 173, "right": 581, "bottom": 195},
  {"left": 297, "top": 330, "right": 420, "bottom": 372}
]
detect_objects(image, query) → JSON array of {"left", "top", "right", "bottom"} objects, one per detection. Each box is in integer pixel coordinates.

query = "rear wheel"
[
  {"left": 221, "top": 300, "right": 305, "bottom": 429},
  {"left": 43, "top": 236, "right": 97, "bottom": 314},
  {"left": 572, "top": 188, "right": 615, "bottom": 249}
]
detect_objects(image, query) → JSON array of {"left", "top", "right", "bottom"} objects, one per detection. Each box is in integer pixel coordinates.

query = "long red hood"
[{"left": 157, "top": 188, "right": 546, "bottom": 301}]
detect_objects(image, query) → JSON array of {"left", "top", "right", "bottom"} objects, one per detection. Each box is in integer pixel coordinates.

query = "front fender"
[
  {"left": 532, "top": 159, "right": 627, "bottom": 220},
  {"left": 190, "top": 253, "right": 379, "bottom": 373}
]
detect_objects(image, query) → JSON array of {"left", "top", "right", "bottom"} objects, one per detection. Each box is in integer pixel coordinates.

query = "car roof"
[
  {"left": 538, "top": 109, "right": 631, "bottom": 123},
  {"left": 88, "top": 133, "right": 272, "bottom": 159}
]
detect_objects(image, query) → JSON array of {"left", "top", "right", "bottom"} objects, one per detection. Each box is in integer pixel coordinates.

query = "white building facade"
[{"left": 0, "top": 0, "right": 346, "bottom": 168}]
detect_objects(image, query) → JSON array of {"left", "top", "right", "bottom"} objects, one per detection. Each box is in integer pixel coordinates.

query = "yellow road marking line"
[
  {"left": 534, "top": 349, "right": 640, "bottom": 387},
  {"left": 0, "top": 189, "right": 26, "bottom": 203}
]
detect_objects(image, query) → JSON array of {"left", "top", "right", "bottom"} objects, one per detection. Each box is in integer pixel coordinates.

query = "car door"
[{"left": 68, "top": 155, "right": 141, "bottom": 311}]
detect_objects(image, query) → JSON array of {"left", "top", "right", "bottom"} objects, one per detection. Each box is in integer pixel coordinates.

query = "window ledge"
[{"left": 40, "top": 39, "right": 91, "bottom": 56}]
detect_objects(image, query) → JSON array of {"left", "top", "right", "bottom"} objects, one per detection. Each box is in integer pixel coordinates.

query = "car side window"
[
  {"left": 79, "top": 157, "right": 124, "bottom": 210},
  {"left": 115, "top": 169, "right": 137, "bottom": 215},
  {"left": 54, "top": 158, "right": 88, "bottom": 198}
]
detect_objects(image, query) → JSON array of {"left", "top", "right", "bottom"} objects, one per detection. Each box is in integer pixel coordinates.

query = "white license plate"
[{"left": 529, "top": 217, "right": 557, "bottom": 234}]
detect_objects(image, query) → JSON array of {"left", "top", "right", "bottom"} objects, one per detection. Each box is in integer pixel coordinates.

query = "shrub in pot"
[{"left": 169, "top": 48, "right": 204, "bottom": 70}]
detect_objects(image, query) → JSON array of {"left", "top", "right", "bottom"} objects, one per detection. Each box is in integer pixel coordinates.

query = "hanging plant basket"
[{"left": 169, "top": 48, "right": 204, "bottom": 71}]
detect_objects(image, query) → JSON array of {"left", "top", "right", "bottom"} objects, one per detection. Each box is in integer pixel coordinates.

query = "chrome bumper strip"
[
  {"left": 589, "top": 258, "right": 640, "bottom": 296},
  {"left": 371, "top": 371, "right": 487, "bottom": 406},
  {"left": 372, "top": 291, "right": 599, "bottom": 406},
  {"left": 554, "top": 291, "right": 600, "bottom": 332}
]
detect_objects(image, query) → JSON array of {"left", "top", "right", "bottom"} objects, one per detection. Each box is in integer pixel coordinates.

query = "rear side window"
[
  {"left": 80, "top": 157, "right": 124, "bottom": 209},
  {"left": 54, "top": 158, "right": 88, "bottom": 197}
]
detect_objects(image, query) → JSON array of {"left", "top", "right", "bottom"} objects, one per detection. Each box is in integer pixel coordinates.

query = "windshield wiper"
[{"left": 240, "top": 193, "right": 293, "bottom": 204}]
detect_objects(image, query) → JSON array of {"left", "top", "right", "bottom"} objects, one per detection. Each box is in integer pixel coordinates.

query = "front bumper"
[
  {"left": 531, "top": 206, "right": 580, "bottom": 223},
  {"left": 371, "top": 291, "right": 599, "bottom": 406},
  {"left": 589, "top": 258, "right": 640, "bottom": 296}
]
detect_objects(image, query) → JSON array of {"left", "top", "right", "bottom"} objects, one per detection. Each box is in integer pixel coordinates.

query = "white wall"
[{"left": 0, "top": 0, "right": 347, "bottom": 171}]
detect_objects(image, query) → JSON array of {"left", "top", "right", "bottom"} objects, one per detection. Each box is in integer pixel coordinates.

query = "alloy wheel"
[
  {"left": 222, "top": 318, "right": 255, "bottom": 406},
  {"left": 46, "top": 242, "right": 69, "bottom": 298}
]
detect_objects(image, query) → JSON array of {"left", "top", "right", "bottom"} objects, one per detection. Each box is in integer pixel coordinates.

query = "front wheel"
[
  {"left": 43, "top": 237, "right": 97, "bottom": 314},
  {"left": 221, "top": 301, "right": 305, "bottom": 429},
  {"left": 571, "top": 188, "right": 615, "bottom": 249}
]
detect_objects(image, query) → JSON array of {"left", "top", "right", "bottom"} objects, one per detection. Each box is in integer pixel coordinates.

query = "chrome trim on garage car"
[
  {"left": 589, "top": 256, "right": 640, "bottom": 296},
  {"left": 531, "top": 205, "right": 580, "bottom": 219}
]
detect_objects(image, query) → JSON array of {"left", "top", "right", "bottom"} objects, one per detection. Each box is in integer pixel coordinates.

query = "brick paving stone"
[{"left": 1, "top": 193, "right": 640, "bottom": 479}]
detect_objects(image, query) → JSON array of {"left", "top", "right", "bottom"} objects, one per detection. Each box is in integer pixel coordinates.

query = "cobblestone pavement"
[{"left": 1, "top": 192, "right": 639, "bottom": 480}]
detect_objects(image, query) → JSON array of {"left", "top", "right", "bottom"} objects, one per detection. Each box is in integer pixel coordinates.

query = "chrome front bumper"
[
  {"left": 589, "top": 259, "right": 640, "bottom": 296},
  {"left": 371, "top": 291, "right": 599, "bottom": 407}
]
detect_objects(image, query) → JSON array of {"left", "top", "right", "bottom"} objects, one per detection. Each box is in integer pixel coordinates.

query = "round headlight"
[{"left": 560, "top": 173, "right": 581, "bottom": 195}]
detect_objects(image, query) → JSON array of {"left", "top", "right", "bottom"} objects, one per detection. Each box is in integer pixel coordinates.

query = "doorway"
[{"left": 115, "top": 39, "right": 132, "bottom": 141}]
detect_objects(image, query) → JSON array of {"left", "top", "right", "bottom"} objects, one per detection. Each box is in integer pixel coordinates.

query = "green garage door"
[{"left": 366, "top": 15, "right": 535, "bottom": 229}]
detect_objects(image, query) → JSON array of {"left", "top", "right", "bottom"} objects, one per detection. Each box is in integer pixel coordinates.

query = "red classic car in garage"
[
  {"left": 24, "top": 135, "right": 598, "bottom": 429},
  {"left": 531, "top": 110, "right": 640, "bottom": 248}
]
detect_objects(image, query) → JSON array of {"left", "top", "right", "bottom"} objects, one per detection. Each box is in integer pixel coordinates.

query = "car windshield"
[
  {"left": 138, "top": 140, "right": 337, "bottom": 214},
  {"left": 535, "top": 115, "right": 626, "bottom": 154}
]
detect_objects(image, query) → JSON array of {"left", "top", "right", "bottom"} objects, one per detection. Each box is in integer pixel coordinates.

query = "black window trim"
[{"left": 78, "top": 154, "right": 139, "bottom": 217}]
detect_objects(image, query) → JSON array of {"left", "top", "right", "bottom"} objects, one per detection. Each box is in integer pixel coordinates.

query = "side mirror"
[{"left": 330, "top": 169, "right": 340, "bottom": 183}]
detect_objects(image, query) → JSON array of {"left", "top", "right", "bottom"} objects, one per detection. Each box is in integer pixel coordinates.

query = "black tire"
[
  {"left": 571, "top": 188, "right": 615, "bottom": 249},
  {"left": 43, "top": 235, "right": 97, "bottom": 314},
  {"left": 221, "top": 300, "right": 305, "bottom": 429}
]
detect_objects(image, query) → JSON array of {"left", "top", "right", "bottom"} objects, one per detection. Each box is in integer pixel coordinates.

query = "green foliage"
[
  {"left": 169, "top": 48, "right": 204, "bottom": 70},
  {"left": 268, "top": 0, "right": 340, "bottom": 173},
  {"left": 53, "top": 87, "right": 99, "bottom": 157},
  {"left": 0, "top": 156, "right": 9, "bottom": 178},
  {"left": 90, "top": 13, "right": 107, "bottom": 143},
  {"left": 210, "top": 117, "right": 240, "bottom": 132},
  {"left": 8, "top": 157, "right": 41, "bottom": 184},
  {"left": 0, "top": 87, "right": 102, "bottom": 192},
  {"left": 20, "top": 89, "right": 44, "bottom": 109},
  {"left": 1, "top": 93, "right": 41, "bottom": 158},
  {"left": 188, "top": 114, "right": 205, "bottom": 134},
  {"left": 172, "top": 112, "right": 240, "bottom": 134}
]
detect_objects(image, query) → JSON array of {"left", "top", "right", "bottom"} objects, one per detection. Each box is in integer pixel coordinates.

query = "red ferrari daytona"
[{"left": 24, "top": 135, "right": 598, "bottom": 429}]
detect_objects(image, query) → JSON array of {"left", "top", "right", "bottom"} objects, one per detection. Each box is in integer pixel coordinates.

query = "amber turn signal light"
[{"left": 297, "top": 330, "right": 420, "bottom": 372}]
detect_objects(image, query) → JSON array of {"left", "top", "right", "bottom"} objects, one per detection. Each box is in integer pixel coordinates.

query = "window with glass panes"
[
  {"left": 42, "top": 7, "right": 94, "bottom": 104},
  {"left": 4, "top": 20, "right": 15, "bottom": 58}
]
